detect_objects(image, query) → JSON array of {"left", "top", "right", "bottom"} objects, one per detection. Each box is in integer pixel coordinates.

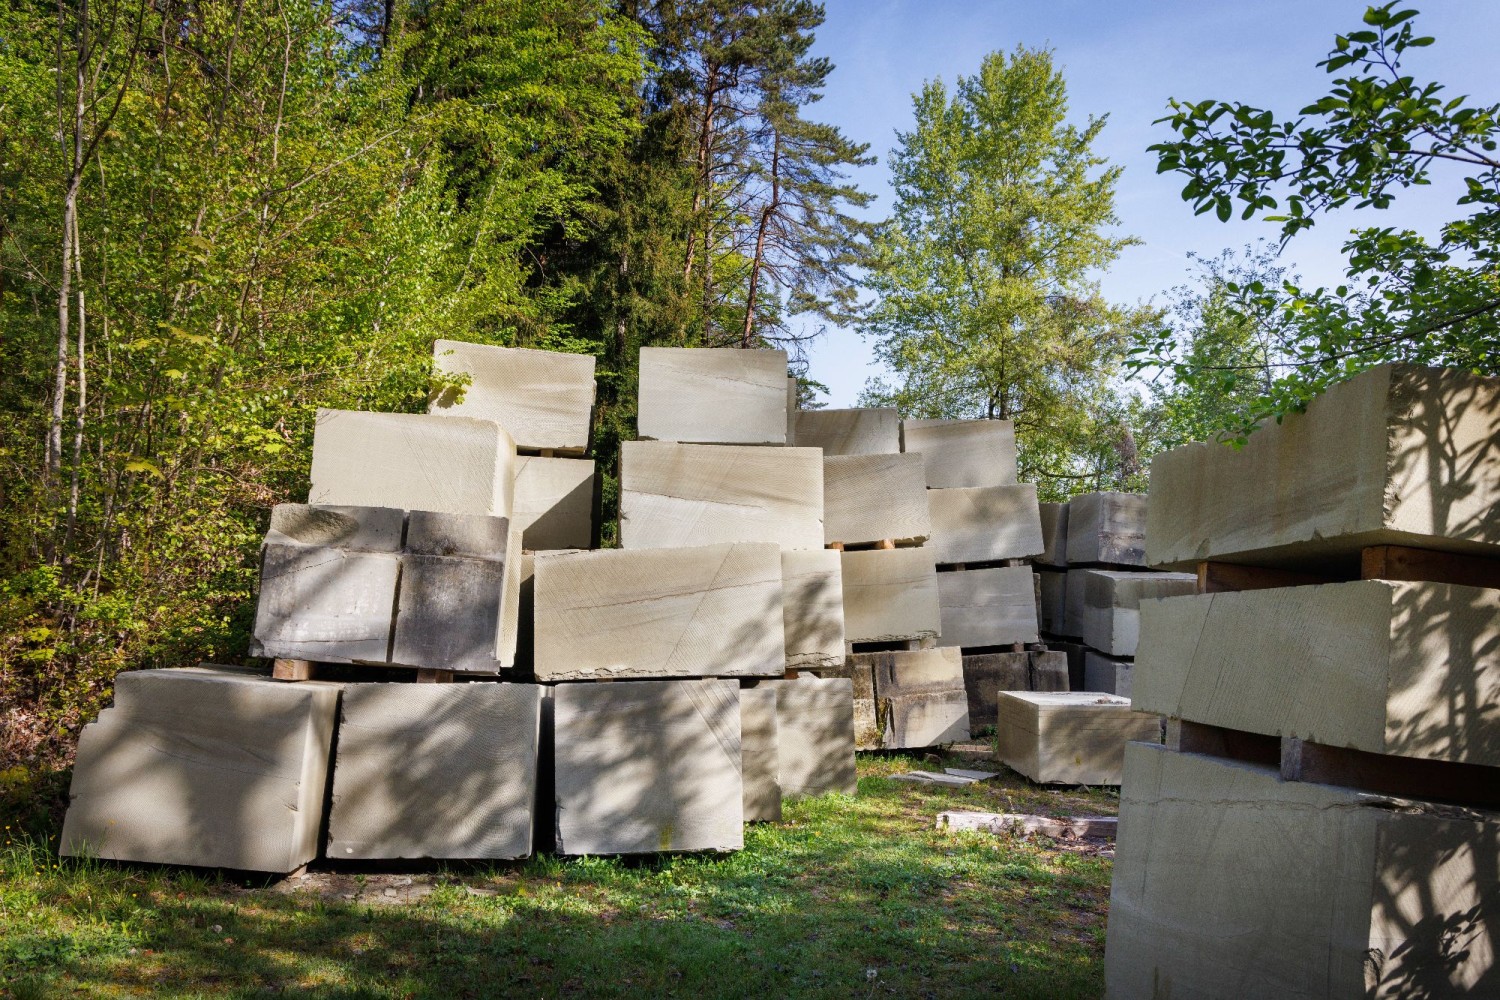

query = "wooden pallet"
[
  {"left": 271, "top": 659, "right": 455, "bottom": 684},
  {"left": 935, "top": 557, "right": 1030, "bottom": 573},
  {"left": 1196, "top": 542, "right": 1500, "bottom": 595},
  {"left": 826, "top": 538, "right": 926, "bottom": 552}
]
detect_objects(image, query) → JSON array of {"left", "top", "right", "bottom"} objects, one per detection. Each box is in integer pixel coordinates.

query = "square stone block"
[
  {"left": 840, "top": 547, "right": 940, "bottom": 643},
  {"left": 1083, "top": 651, "right": 1133, "bottom": 697},
  {"left": 251, "top": 544, "right": 399, "bottom": 663},
  {"left": 429, "top": 340, "right": 594, "bottom": 453},
  {"left": 1074, "top": 568, "right": 1198, "bottom": 657},
  {"left": 1029, "top": 650, "right": 1070, "bottom": 692},
  {"left": 794, "top": 408, "right": 901, "bottom": 456},
  {"left": 961, "top": 651, "right": 1029, "bottom": 732},
  {"left": 638, "top": 347, "right": 788, "bottom": 445},
  {"left": 937, "top": 565, "right": 1038, "bottom": 649},
  {"left": 764, "top": 677, "right": 857, "bottom": 797},
  {"left": 901, "top": 418, "right": 1017, "bottom": 488},
  {"left": 1066, "top": 492, "right": 1148, "bottom": 568},
  {"left": 996, "top": 691, "right": 1159, "bottom": 785},
  {"left": 391, "top": 555, "right": 506, "bottom": 673},
  {"left": 927, "top": 484, "right": 1044, "bottom": 565},
  {"left": 740, "top": 686, "right": 782, "bottom": 822},
  {"left": 872, "top": 646, "right": 970, "bottom": 749},
  {"left": 781, "top": 549, "right": 845, "bottom": 670},
  {"left": 514, "top": 456, "right": 594, "bottom": 551},
  {"left": 824, "top": 452, "right": 931, "bottom": 546}
]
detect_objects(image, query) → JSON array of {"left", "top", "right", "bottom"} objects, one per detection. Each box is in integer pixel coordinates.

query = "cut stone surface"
[
  {"left": 327, "top": 683, "right": 541, "bottom": 860},
  {"left": 937, "top": 565, "right": 1038, "bottom": 649},
  {"left": 840, "top": 547, "right": 940, "bottom": 643},
  {"left": 498, "top": 523, "right": 524, "bottom": 669},
  {"left": 554, "top": 680, "right": 743, "bottom": 854},
  {"left": 996, "top": 691, "right": 1159, "bottom": 785},
  {"left": 513, "top": 456, "right": 594, "bottom": 551},
  {"left": 1074, "top": 569, "right": 1198, "bottom": 657},
  {"left": 405, "top": 510, "right": 510, "bottom": 559},
  {"left": 637, "top": 347, "right": 788, "bottom": 445},
  {"left": 391, "top": 554, "right": 506, "bottom": 673},
  {"left": 1036, "top": 568, "right": 1066, "bottom": 636},
  {"left": 1030, "top": 650, "right": 1069, "bottom": 692},
  {"left": 961, "top": 652, "right": 1030, "bottom": 733},
  {"left": 926, "top": 484, "right": 1043, "bottom": 566},
  {"left": 429, "top": 340, "right": 594, "bottom": 452},
  {"left": 620, "top": 440, "right": 823, "bottom": 550},
  {"left": 823, "top": 453, "right": 931, "bottom": 546},
  {"left": 869, "top": 647, "right": 969, "bottom": 748},
  {"left": 251, "top": 544, "right": 399, "bottom": 663},
  {"left": 794, "top": 408, "right": 901, "bottom": 456},
  {"left": 901, "top": 418, "right": 1018, "bottom": 488},
  {"left": 61, "top": 668, "right": 338, "bottom": 873},
  {"left": 1134, "top": 580, "right": 1500, "bottom": 767},
  {"left": 1038, "top": 502, "right": 1069, "bottom": 567},
  {"left": 764, "top": 677, "right": 858, "bottom": 796},
  {"left": 1083, "top": 651, "right": 1133, "bottom": 697},
  {"left": 533, "top": 543, "right": 785, "bottom": 680},
  {"left": 1066, "top": 492, "right": 1148, "bottom": 567},
  {"left": 1105, "top": 743, "right": 1500, "bottom": 999},
  {"left": 310, "top": 409, "right": 516, "bottom": 518},
  {"left": 266, "top": 504, "right": 404, "bottom": 552},
  {"left": 781, "top": 549, "right": 845, "bottom": 670},
  {"left": 740, "top": 687, "right": 782, "bottom": 822},
  {"left": 1146, "top": 364, "right": 1500, "bottom": 570}
]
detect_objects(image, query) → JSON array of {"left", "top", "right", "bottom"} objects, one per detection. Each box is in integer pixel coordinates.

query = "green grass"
[{"left": 0, "top": 751, "right": 1118, "bottom": 999}]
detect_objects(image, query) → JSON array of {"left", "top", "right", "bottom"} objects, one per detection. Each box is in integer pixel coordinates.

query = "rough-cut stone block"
[
  {"left": 765, "top": 677, "right": 857, "bottom": 796},
  {"left": 620, "top": 441, "right": 823, "bottom": 550},
  {"left": 740, "top": 687, "right": 781, "bottom": 822},
  {"left": 327, "top": 683, "right": 541, "bottom": 859},
  {"left": 429, "top": 340, "right": 594, "bottom": 452},
  {"left": 961, "top": 652, "right": 1030, "bottom": 733},
  {"left": 1038, "top": 502, "right": 1069, "bottom": 567},
  {"left": 251, "top": 544, "right": 399, "bottom": 663},
  {"left": 1036, "top": 568, "right": 1066, "bottom": 635},
  {"left": 61, "top": 668, "right": 338, "bottom": 872},
  {"left": 405, "top": 509, "right": 509, "bottom": 559},
  {"left": 1030, "top": 650, "right": 1069, "bottom": 692},
  {"left": 1105, "top": 744, "right": 1500, "bottom": 999},
  {"left": 873, "top": 647, "right": 970, "bottom": 749},
  {"left": 391, "top": 555, "right": 505, "bottom": 673},
  {"left": 927, "top": 484, "right": 1043, "bottom": 565},
  {"left": 1146, "top": 364, "right": 1500, "bottom": 570},
  {"left": 996, "top": 691, "right": 1158, "bottom": 785},
  {"left": 937, "top": 565, "right": 1038, "bottom": 649},
  {"left": 840, "top": 547, "right": 940, "bottom": 643},
  {"left": 266, "top": 504, "right": 404, "bottom": 552},
  {"left": 781, "top": 549, "right": 845, "bottom": 670},
  {"left": 824, "top": 453, "right": 930, "bottom": 546},
  {"left": 638, "top": 347, "right": 788, "bottom": 445},
  {"left": 310, "top": 409, "right": 516, "bottom": 518},
  {"left": 513, "top": 456, "right": 594, "bottom": 551},
  {"left": 1074, "top": 569, "right": 1197, "bottom": 658},
  {"left": 1084, "top": 651, "right": 1133, "bottom": 697},
  {"left": 533, "top": 543, "right": 785, "bottom": 680},
  {"left": 554, "top": 680, "right": 743, "bottom": 854},
  {"left": 794, "top": 408, "right": 901, "bottom": 456},
  {"left": 1134, "top": 581, "right": 1500, "bottom": 767},
  {"left": 1066, "top": 492, "right": 1147, "bottom": 567},
  {"left": 901, "top": 418, "right": 1018, "bottom": 488},
  {"left": 827, "top": 655, "right": 881, "bottom": 750}
]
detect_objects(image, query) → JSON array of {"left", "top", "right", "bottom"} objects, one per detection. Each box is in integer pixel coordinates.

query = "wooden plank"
[
  {"left": 1196, "top": 560, "right": 1335, "bottom": 594},
  {"left": 1361, "top": 543, "right": 1500, "bottom": 590},
  {"left": 415, "top": 668, "right": 455, "bottom": 684},
  {"left": 937, "top": 811, "right": 1117, "bottom": 839},
  {"left": 1281, "top": 736, "right": 1500, "bottom": 810},
  {"left": 272, "top": 658, "right": 315, "bottom": 681}
]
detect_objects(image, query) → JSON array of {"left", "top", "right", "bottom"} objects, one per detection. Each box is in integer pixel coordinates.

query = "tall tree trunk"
[
  {"left": 66, "top": 207, "right": 87, "bottom": 562},
  {"left": 740, "top": 131, "right": 780, "bottom": 347}
]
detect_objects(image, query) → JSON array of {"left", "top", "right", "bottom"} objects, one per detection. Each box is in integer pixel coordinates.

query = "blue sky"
[{"left": 797, "top": 1, "right": 1500, "bottom": 405}]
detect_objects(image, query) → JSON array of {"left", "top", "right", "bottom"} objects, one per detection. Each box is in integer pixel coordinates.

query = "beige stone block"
[
  {"left": 765, "top": 677, "right": 857, "bottom": 797},
  {"left": 740, "top": 687, "right": 781, "bottom": 822},
  {"left": 429, "top": 340, "right": 594, "bottom": 452},
  {"left": 638, "top": 347, "right": 788, "bottom": 445},
  {"left": 872, "top": 647, "right": 970, "bottom": 748},
  {"left": 901, "top": 418, "right": 1017, "bottom": 488},
  {"left": 513, "top": 456, "right": 594, "bottom": 551},
  {"left": 781, "top": 549, "right": 845, "bottom": 670},
  {"left": 795, "top": 408, "right": 901, "bottom": 456},
  {"left": 936, "top": 565, "right": 1038, "bottom": 649},
  {"left": 927, "top": 484, "right": 1044, "bottom": 565},
  {"left": 1038, "top": 501, "right": 1069, "bottom": 567},
  {"left": 996, "top": 691, "right": 1159, "bottom": 785},
  {"left": 824, "top": 453, "right": 931, "bottom": 546},
  {"left": 1066, "top": 492, "right": 1148, "bottom": 567},
  {"left": 840, "top": 547, "right": 940, "bottom": 643},
  {"left": 1074, "top": 569, "right": 1197, "bottom": 657}
]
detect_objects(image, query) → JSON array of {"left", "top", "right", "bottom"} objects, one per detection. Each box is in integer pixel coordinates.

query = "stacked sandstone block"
[{"left": 1105, "top": 364, "right": 1500, "bottom": 997}]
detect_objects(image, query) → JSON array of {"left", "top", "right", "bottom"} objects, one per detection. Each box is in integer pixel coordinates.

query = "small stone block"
[
  {"left": 937, "top": 565, "right": 1038, "bottom": 649},
  {"left": 765, "top": 677, "right": 857, "bottom": 797},
  {"left": 740, "top": 686, "right": 782, "bottom": 822},
  {"left": 1083, "top": 651, "right": 1133, "bottom": 697},
  {"left": 794, "top": 407, "right": 901, "bottom": 456},
  {"left": 251, "top": 544, "right": 399, "bottom": 663},
  {"left": 638, "top": 347, "right": 788, "bottom": 445},
  {"left": 1066, "top": 492, "right": 1148, "bottom": 567},
  {"left": 513, "top": 456, "right": 594, "bottom": 551},
  {"left": 873, "top": 646, "right": 970, "bottom": 749},
  {"left": 996, "top": 691, "right": 1159, "bottom": 785},
  {"left": 1075, "top": 569, "right": 1197, "bottom": 657},
  {"left": 927, "top": 484, "right": 1044, "bottom": 565},
  {"left": 961, "top": 651, "right": 1029, "bottom": 732},
  {"left": 429, "top": 340, "right": 595, "bottom": 452},
  {"left": 901, "top": 418, "right": 1018, "bottom": 488},
  {"left": 1029, "top": 650, "right": 1070, "bottom": 692},
  {"left": 840, "top": 547, "right": 940, "bottom": 643},
  {"left": 391, "top": 554, "right": 507, "bottom": 673},
  {"left": 823, "top": 452, "right": 931, "bottom": 546}
]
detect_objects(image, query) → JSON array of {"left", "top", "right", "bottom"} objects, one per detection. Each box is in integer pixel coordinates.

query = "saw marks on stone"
[
  {"left": 823, "top": 452, "right": 931, "bottom": 546},
  {"left": 763, "top": 677, "right": 857, "bottom": 797},
  {"left": 780, "top": 549, "right": 845, "bottom": 670},
  {"left": 927, "top": 484, "right": 1044, "bottom": 565},
  {"left": 637, "top": 347, "right": 788, "bottom": 445},
  {"left": 840, "top": 547, "right": 940, "bottom": 643},
  {"left": 1066, "top": 492, "right": 1148, "bottom": 568},
  {"left": 794, "top": 407, "right": 901, "bottom": 456},
  {"left": 901, "top": 418, "right": 1018, "bottom": 488},
  {"left": 513, "top": 455, "right": 595, "bottom": 551},
  {"left": 428, "top": 340, "right": 595, "bottom": 452}
]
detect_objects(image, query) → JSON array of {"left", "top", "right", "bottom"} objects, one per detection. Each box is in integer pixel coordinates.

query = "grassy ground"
[{"left": 0, "top": 748, "right": 1118, "bottom": 999}]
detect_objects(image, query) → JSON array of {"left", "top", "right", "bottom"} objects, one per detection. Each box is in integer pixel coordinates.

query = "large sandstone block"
[
  {"left": 309, "top": 409, "right": 516, "bottom": 518},
  {"left": 265, "top": 504, "right": 404, "bottom": 552},
  {"left": 1105, "top": 743, "right": 1500, "bottom": 999},
  {"left": 532, "top": 543, "right": 785, "bottom": 680},
  {"left": 873, "top": 647, "right": 970, "bottom": 748},
  {"left": 1066, "top": 492, "right": 1148, "bottom": 567},
  {"left": 327, "top": 683, "right": 541, "bottom": 860},
  {"left": 637, "top": 347, "right": 788, "bottom": 445},
  {"left": 936, "top": 565, "right": 1038, "bottom": 649},
  {"left": 927, "top": 484, "right": 1044, "bottom": 565},
  {"left": 900, "top": 418, "right": 1017, "bottom": 488},
  {"left": 781, "top": 549, "right": 845, "bottom": 670},
  {"left": 1036, "top": 568, "right": 1066, "bottom": 635},
  {"left": 554, "top": 680, "right": 744, "bottom": 854},
  {"left": 620, "top": 440, "right": 823, "bottom": 550},
  {"left": 1083, "top": 651, "right": 1133, "bottom": 697},
  {"left": 1037, "top": 502, "right": 1069, "bottom": 567},
  {"left": 513, "top": 456, "right": 594, "bottom": 551},
  {"left": 996, "top": 691, "right": 1158, "bottom": 785},
  {"left": 840, "top": 547, "right": 940, "bottom": 643},
  {"left": 388, "top": 511, "right": 515, "bottom": 673},
  {"left": 827, "top": 655, "right": 881, "bottom": 750},
  {"left": 740, "top": 687, "right": 782, "bottom": 822},
  {"left": 251, "top": 544, "right": 400, "bottom": 663},
  {"left": 429, "top": 340, "right": 595, "bottom": 453},
  {"left": 1146, "top": 364, "right": 1500, "bottom": 570},
  {"left": 61, "top": 668, "right": 339, "bottom": 872},
  {"left": 765, "top": 677, "right": 857, "bottom": 796},
  {"left": 1074, "top": 569, "right": 1198, "bottom": 657},
  {"left": 823, "top": 453, "right": 931, "bottom": 546},
  {"left": 795, "top": 407, "right": 901, "bottom": 456},
  {"left": 1134, "top": 581, "right": 1500, "bottom": 767},
  {"left": 962, "top": 651, "right": 1029, "bottom": 732}
]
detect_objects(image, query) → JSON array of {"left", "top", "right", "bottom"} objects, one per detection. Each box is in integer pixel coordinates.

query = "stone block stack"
[{"left": 1104, "top": 364, "right": 1500, "bottom": 997}]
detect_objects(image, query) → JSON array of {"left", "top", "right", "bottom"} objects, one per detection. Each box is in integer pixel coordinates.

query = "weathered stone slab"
[
  {"left": 1083, "top": 651, "right": 1133, "bottom": 697},
  {"left": 620, "top": 440, "right": 823, "bottom": 550},
  {"left": 1038, "top": 502, "right": 1069, "bottom": 567},
  {"left": 840, "top": 547, "right": 940, "bottom": 643},
  {"left": 1036, "top": 568, "right": 1066, "bottom": 635},
  {"left": 740, "top": 687, "right": 782, "bottom": 822},
  {"left": 996, "top": 691, "right": 1159, "bottom": 785},
  {"left": 1146, "top": 364, "right": 1500, "bottom": 570},
  {"left": 1030, "top": 650, "right": 1069, "bottom": 692},
  {"left": 961, "top": 651, "right": 1029, "bottom": 733},
  {"left": 869, "top": 647, "right": 969, "bottom": 748},
  {"left": 405, "top": 509, "right": 509, "bottom": 559},
  {"left": 533, "top": 543, "right": 785, "bottom": 680},
  {"left": 327, "top": 683, "right": 541, "bottom": 859},
  {"left": 765, "top": 677, "right": 857, "bottom": 796},
  {"left": 310, "top": 409, "right": 517, "bottom": 518},
  {"left": 936, "top": 565, "right": 1038, "bottom": 649},
  {"left": 266, "top": 504, "right": 404, "bottom": 552},
  {"left": 1134, "top": 580, "right": 1500, "bottom": 767},
  {"left": 1105, "top": 743, "right": 1500, "bottom": 999},
  {"left": 637, "top": 347, "right": 788, "bottom": 445},
  {"left": 823, "top": 453, "right": 931, "bottom": 546},
  {"left": 1074, "top": 569, "right": 1197, "bottom": 657},
  {"left": 927, "top": 484, "right": 1043, "bottom": 565},
  {"left": 794, "top": 407, "right": 901, "bottom": 456},
  {"left": 781, "top": 549, "right": 845, "bottom": 670},
  {"left": 392, "top": 556, "right": 505, "bottom": 673},
  {"left": 513, "top": 456, "right": 594, "bottom": 551},
  {"left": 901, "top": 418, "right": 1018, "bottom": 488},
  {"left": 554, "top": 680, "right": 743, "bottom": 854},
  {"left": 251, "top": 544, "right": 399, "bottom": 663},
  {"left": 1066, "top": 492, "right": 1147, "bottom": 567},
  {"left": 429, "top": 340, "right": 595, "bottom": 453},
  {"left": 61, "top": 668, "right": 339, "bottom": 873},
  {"left": 827, "top": 655, "right": 881, "bottom": 750}
]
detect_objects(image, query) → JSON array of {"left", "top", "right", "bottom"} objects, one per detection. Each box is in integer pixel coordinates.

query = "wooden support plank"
[
  {"left": 272, "top": 658, "right": 315, "bottom": 681},
  {"left": 876, "top": 538, "right": 896, "bottom": 550},
  {"left": 1280, "top": 736, "right": 1500, "bottom": 810},
  {"left": 415, "top": 668, "right": 455, "bottom": 684},
  {"left": 1361, "top": 543, "right": 1500, "bottom": 590},
  {"left": 1195, "top": 560, "right": 1335, "bottom": 594}
]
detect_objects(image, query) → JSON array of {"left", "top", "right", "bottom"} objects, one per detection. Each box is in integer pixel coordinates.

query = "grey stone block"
[
  {"left": 781, "top": 549, "right": 845, "bottom": 670},
  {"left": 1074, "top": 569, "right": 1198, "bottom": 658},
  {"left": 1029, "top": 651, "right": 1070, "bottom": 692},
  {"left": 765, "top": 677, "right": 857, "bottom": 796},
  {"left": 514, "top": 456, "right": 594, "bottom": 551},
  {"left": 823, "top": 453, "right": 931, "bottom": 546},
  {"left": 429, "top": 340, "right": 595, "bottom": 453},
  {"left": 1083, "top": 651, "right": 1133, "bottom": 697},
  {"left": 638, "top": 347, "right": 788, "bottom": 445},
  {"left": 1038, "top": 502, "right": 1069, "bottom": 567},
  {"left": 794, "top": 408, "right": 901, "bottom": 456},
  {"left": 927, "top": 484, "right": 1044, "bottom": 565},
  {"left": 1066, "top": 492, "right": 1148, "bottom": 567},
  {"left": 1048, "top": 641, "right": 1089, "bottom": 692},
  {"left": 1036, "top": 568, "right": 1066, "bottom": 635},
  {"left": 740, "top": 686, "right": 782, "bottom": 822},
  {"left": 873, "top": 647, "right": 970, "bottom": 749},
  {"left": 936, "top": 565, "right": 1038, "bottom": 649},
  {"left": 840, "top": 547, "right": 940, "bottom": 643},
  {"left": 251, "top": 544, "right": 399, "bottom": 663},
  {"left": 554, "top": 680, "right": 744, "bottom": 854},
  {"left": 391, "top": 554, "right": 507, "bottom": 673},
  {"left": 405, "top": 510, "right": 510, "bottom": 559},
  {"left": 961, "top": 651, "right": 1029, "bottom": 732},
  {"left": 901, "top": 418, "right": 1018, "bottom": 488},
  {"left": 266, "top": 504, "right": 404, "bottom": 552}
]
